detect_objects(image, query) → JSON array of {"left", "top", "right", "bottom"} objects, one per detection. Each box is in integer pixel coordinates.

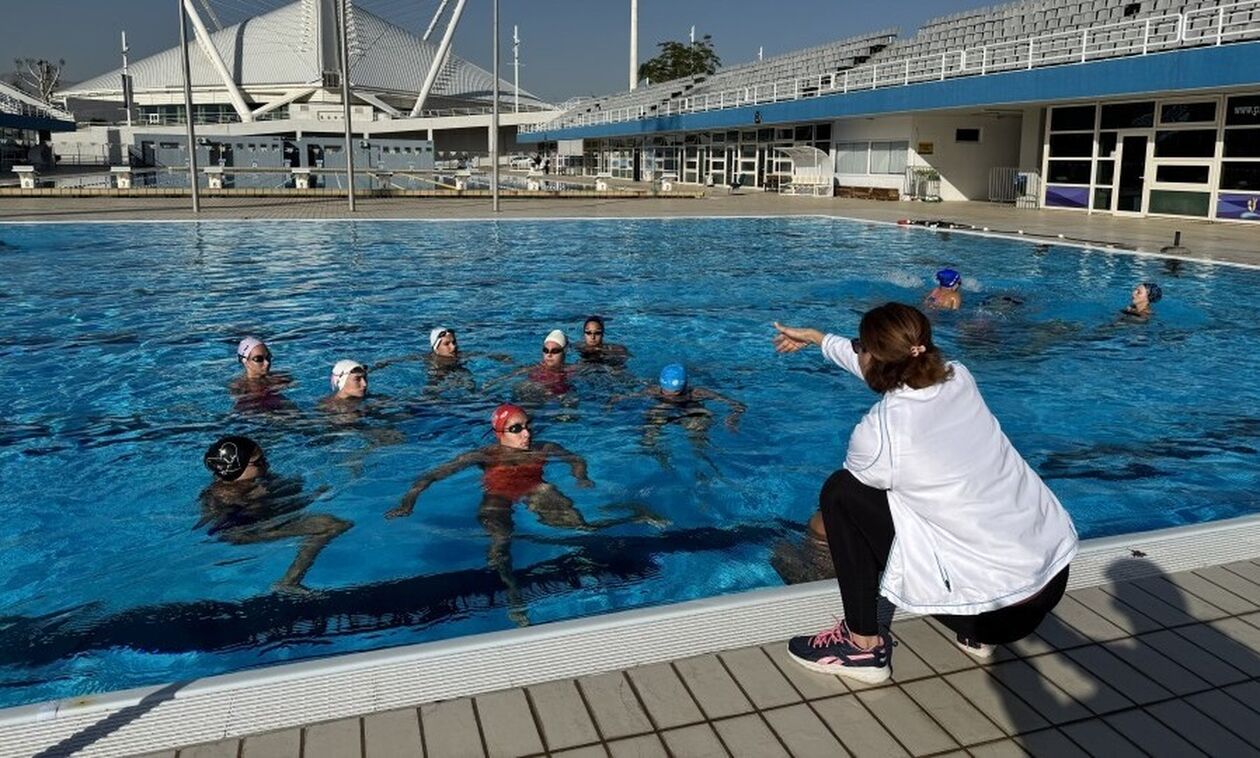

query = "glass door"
[{"left": 1116, "top": 134, "right": 1149, "bottom": 214}]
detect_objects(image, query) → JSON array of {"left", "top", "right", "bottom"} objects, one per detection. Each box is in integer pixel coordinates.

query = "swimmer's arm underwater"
[
  {"left": 693, "top": 387, "right": 746, "bottom": 430},
  {"left": 537, "top": 442, "right": 594, "bottom": 488},
  {"left": 387, "top": 449, "right": 486, "bottom": 518}
]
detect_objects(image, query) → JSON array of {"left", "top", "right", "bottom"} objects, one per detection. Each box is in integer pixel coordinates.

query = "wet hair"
[
  {"left": 1141, "top": 281, "right": 1163, "bottom": 304},
  {"left": 203, "top": 436, "right": 261, "bottom": 482},
  {"left": 584, "top": 315, "right": 605, "bottom": 329},
  {"left": 857, "top": 302, "right": 953, "bottom": 394}
]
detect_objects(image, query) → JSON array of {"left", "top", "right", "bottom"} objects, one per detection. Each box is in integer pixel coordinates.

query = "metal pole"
[
  {"left": 492, "top": 0, "right": 500, "bottom": 212},
  {"left": 122, "top": 31, "right": 132, "bottom": 127},
  {"left": 629, "top": 0, "right": 638, "bottom": 90},
  {"left": 339, "top": 0, "right": 355, "bottom": 212},
  {"left": 178, "top": 0, "right": 200, "bottom": 213},
  {"left": 513, "top": 24, "right": 520, "bottom": 113}
]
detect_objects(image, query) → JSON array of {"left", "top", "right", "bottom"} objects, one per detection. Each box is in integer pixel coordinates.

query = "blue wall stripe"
[{"left": 521, "top": 41, "right": 1260, "bottom": 143}]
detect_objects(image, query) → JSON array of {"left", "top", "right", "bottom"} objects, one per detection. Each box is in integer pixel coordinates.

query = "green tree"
[{"left": 637, "top": 36, "right": 720, "bottom": 85}]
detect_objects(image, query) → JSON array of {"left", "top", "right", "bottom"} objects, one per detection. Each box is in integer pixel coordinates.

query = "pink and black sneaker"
[{"left": 787, "top": 619, "right": 892, "bottom": 684}]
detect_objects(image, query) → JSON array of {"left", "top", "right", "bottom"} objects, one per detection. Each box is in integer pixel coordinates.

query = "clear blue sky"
[{"left": 3, "top": 0, "right": 997, "bottom": 102}]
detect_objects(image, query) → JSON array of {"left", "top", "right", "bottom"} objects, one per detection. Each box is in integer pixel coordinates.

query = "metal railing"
[
  {"left": 523, "top": 0, "right": 1260, "bottom": 133},
  {"left": 0, "top": 81, "right": 75, "bottom": 122}
]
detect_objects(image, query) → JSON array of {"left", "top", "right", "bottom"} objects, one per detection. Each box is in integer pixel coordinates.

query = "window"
[
  {"left": 1160, "top": 101, "right": 1217, "bottom": 124},
  {"left": 1224, "top": 129, "right": 1260, "bottom": 158},
  {"left": 835, "top": 141, "right": 868, "bottom": 174},
  {"left": 1098, "top": 131, "right": 1118, "bottom": 158},
  {"left": 1100, "top": 102, "right": 1154, "bottom": 129},
  {"left": 1155, "top": 165, "right": 1210, "bottom": 184},
  {"left": 1154, "top": 129, "right": 1216, "bottom": 158},
  {"left": 1123, "top": 2, "right": 1141, "bottom": 17},
  {"left": 1149, "top": 190, "right": 1210, "bottom": 217},
  {"left": 1225, "top": 95, "right": 1260, "bottom": 126},
  {"left": 1047, "top": 160, "right": 1092, "bottom": 184},
  {"left": 794, "top": 126, "right": 813, "bottom": 141},
  {"left": 159, "top": 142, "right": 180, "bottom": 149},
  {"left": 1049, "top": 133, "right": 1093, "bottom": 157},
  {"left": 870, "top": 141, "right": 908, "bottom": 174},
  {"left": 955, "top": 128, "right": 981, "bottom": 143},
  {"left": 1051, "top": 105, "right": 1095, "bottom": 132},
  {"left": 815, "top": 123, "right": 832, "bottom": 140},
  {"left": 1221, "top": 162, "right": 1260, "bottom": 191}
]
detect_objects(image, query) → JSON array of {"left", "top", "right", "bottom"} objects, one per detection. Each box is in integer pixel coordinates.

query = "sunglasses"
[
  {"left": 542, "top": 346, "right": 564, "bottom": 355},
  {"left": 246, "top": 354, "right": 272, "bottom": 364},
  {"left": 850, "top": 338, "right": 866, "bottom": 354},
  {"left": 504, "top": 422, "right": 530, "bottom": 434},
  {"left": 584, "top": 330, "right": 604, "bottom": 336}
]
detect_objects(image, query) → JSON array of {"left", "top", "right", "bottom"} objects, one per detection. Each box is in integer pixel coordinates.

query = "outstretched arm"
[
  {"left": 387, "top": 449, "right": 484, "bottom": 518},
  {"left": 693, "top": 387, "right": 746, "bottom": 430},
  {"left": 772, "top": 322, "right": 824, "bottom": 353},
  {"left": 481, "top": 365, "right": 531, "bottom": 392},
  {"left": 539, "top": 442, "right": 593, "bottom": 487},
  {"left": 371, "top": 353, "right": 424, "bottom": 371},
  {"left": 606, "top": 386, "right": 651, "bottom": 408}
]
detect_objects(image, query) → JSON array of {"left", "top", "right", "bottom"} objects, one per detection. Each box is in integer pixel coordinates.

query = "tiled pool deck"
[{"left": 150, "top": 560, "right": 1260, "bottom": 758}]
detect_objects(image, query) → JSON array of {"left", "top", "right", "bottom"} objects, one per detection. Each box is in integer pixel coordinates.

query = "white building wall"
[
  {"left": 1018, "top": 107, "right": 1044, "bottom": 170},
  {"left": 910, "top": 113, "right": 1022, "bottom": 200}
]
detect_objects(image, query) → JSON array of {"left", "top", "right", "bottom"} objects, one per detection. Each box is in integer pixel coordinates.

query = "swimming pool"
[{"left": 0, "top": 216, "right": 1256, "bottom": 708}]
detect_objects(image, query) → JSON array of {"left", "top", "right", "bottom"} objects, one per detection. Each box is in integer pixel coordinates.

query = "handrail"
[{"left": 523, "top": 0, "right": 1260, "bottom": 134}]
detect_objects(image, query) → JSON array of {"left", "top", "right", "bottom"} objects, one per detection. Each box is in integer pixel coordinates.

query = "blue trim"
[
  {"left": 521, "top": 41, "right": 1260, "bottom": 142},
  {"left": 0, "top": 113, "right": 76, "bottom": 133}
]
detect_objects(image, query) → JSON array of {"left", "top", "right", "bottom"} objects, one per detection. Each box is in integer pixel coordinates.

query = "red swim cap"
[{"left": 491, "top": 403, "right": 527, "bottom": 433}]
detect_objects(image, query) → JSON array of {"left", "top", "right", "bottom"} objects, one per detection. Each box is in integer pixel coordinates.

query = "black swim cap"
[{"left": 204, "top": 436, "right": 260, "bottom": 481}]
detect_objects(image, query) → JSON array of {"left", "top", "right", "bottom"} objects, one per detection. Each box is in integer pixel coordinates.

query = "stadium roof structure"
[{"left": 60, "top": 0, "right": 549, "bottom": 117}]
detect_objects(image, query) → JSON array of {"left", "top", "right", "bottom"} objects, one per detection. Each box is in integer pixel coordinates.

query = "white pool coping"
[{"left": 3, "top": 514, "right": 1259, "bottom": 758}]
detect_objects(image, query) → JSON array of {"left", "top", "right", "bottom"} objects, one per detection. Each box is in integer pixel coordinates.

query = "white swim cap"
[
  {"left": 237, "top": 336, "right": 264, "bottom": 361},
  {"left": 330, "top": 359, "right": 366, "bottom": 390},
  {"left": 429, "top": 327, "right": 450, "bottom": 352},
  {"left": 543, "top": 329, "right": 567, "bottom": 348}
]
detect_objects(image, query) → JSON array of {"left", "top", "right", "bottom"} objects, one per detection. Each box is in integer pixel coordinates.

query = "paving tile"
[
  {"left": 1222, "top": 560, "right": 1260, "bottom": 587},
  {"left": 712, "top": 714, "right": 791, "bottom": 758},
  {"left": 1003, "top": 632, "right": 1056, "bottom": 658},
  {"left": 1223, "top": 679, "right": 1260, "bottom": 715},
  {"left": 761, "top": 642, "right": 851, "bottom": 699},
  {"left": 1104, "top": 708, "right": 1208, "bottom": 758},
  {"left": 810, "top": 694, "right": 909, "bottom": 757},
  {"left": 856, "top": 686, "right": 958, "bottom": 755},
  {"left": 1028, "top": 611, "right": 1092, "bottom": 650},
  {"left": 362, "top": 709, "right": 422, "bottom": 758},
  {"left": 901, "top": 678, "right": 1005, "bottom": 746},
  {"left": 1057, "top": 720, "right": 1145, "bottom": 757},
  {"left": 527, "top": 679, "right": 600, "bottom": 751},
  {"left": 1177, "top": 618, "right": 1260, "bottom": 677},
  {"left": 1046, "top": 595, "right": 1130, "bottom": 643},
  {"left": 624, "top": 663, "right": 705, "bottom": 729},
  {"left": 178, "top": 743, "right": 240, "bottom": 758},
  {"left": 672, "top": 656, "right": 754, "bottom": 719},
  {"left": 762, "top": 703, "right": 849, "bottom": 758},
  {"left": 1022, "top": 652, "right": 1132, "bottom": 715},
  {"left": 305, "top": 717, "right": 362, "bottom": 758},
  {"left": 1138, "top": 629, "right": 1250, "bottom": 687},
  {"left": 134, "top": 752, "right": 178, "bottom": 758},
  {"left": 1196, "top": 565, "right": 1260, "bottom": 606},
  {"left": 718, "top": 647, "right": 801, "bottom": 709},
  {"left": 1015, "top": 727, "right": 1094, "bottom": 758},
  {"left": 1185, "top": 689, "right": 1260, "bottom": 749},
  {"left": 943, "top": 669, "right": 1048, "bottom": 736},
  {"left": 964, "top": 740, "right": 1029, "bottom": 757},
  {"left": 242, "top": 728, "right": 300, "bottom": 758},
  {"left": 982, "top": 660, "right": 1090, "bottom": 725},
  {"left": 476, "top": 689, "right": 545, "bottom": 758},
  {"left": 1146, "top": 699, "right": 1257, "bottom": 756},
  {"left": 890, "top": 626, "right": 954, "bottom": 677},
  {"left": 1061, "top": 644, "right": 1170, "bottom": 705},
  {"left": 892, "top": 618, "right": 975, "bottom": 674},
  {"left": 577, "top": 672, "right": 654, "bottom": 739},
  {"left": 1065, "top": 587, "right": 1162, "bottom": 634},
  {"left": 1245, "top": 610, "right": 1260, "bottom": 631},
  {"left": 1129, "top": 576, "right": 1230, "bottom": 623},
  {"left": 607, "top": 733, "right": 668, "bottom": 758},
  {"left": 1098, "top": 582, "right": 1197, "bottom": 628},
  {"left": 660, "top": 723, "right": 729, "bottom": 757},
  {"left": 421, "top": 698, "right": 485, "bottom": 758},
  {"left": 1164, "top": 571, "right": 1257, "bottom": 615},
  {"left": 552, "top": 746, "right": 609, "bottom": 758},
  {"left": 1100, "top": 637, "right": 1212, "bottom": 696}
]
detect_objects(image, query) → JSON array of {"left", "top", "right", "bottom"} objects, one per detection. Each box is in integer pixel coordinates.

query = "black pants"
[{"left": 819, "top": 469, "right": 1069, "bottom": 644}]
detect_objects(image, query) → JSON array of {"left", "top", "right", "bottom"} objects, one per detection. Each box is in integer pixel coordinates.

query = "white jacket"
[{"left": 822, "top": 334, "right": 1078, "bottom": 616}]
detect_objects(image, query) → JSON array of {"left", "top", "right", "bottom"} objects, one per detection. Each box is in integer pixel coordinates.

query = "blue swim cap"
[
  {"left": 1142, "top": 281, "right": 1163, "bottom": 303},
  {"left": 659, "top": 363, "right": 687, "bottom": 392},
  {"left": 936, "top": 268, "right": 962, "bottom": 288}
]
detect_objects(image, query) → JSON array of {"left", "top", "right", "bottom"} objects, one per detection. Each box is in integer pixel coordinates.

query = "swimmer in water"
[
  {"left": 386, "top": 404, "right": 666, "bottom": 623},
  {"left": 1121, "top": 281, "right": 1162, "bottom": 322},
  {"left": 925, "top": 268, "right": 963, "bottom": 311},
  {"left": 198, "top": 436, "right": 351, "bottom": 593},
  {"left": 228, "top": 336, "right": 296, "bottom": 413},
  {"left": 577, "top": 316, "right": 630, "bottom": 367},
  {"left": 374, "top": 327, "right": 510, "bottom": 394},
  {"left": 489, "top": 330, "right": 581, "bottom": 403},
  {"left": 611, "top": 364, "right": 746, "bottom": 468},
  {"left": 320, "top": 359, "right": 368, "bottom": 411}
]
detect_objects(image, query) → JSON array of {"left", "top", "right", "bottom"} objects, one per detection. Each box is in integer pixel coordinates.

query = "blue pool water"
[{"left": 0, "top": 216, "right": 1257, "bottom": 707}]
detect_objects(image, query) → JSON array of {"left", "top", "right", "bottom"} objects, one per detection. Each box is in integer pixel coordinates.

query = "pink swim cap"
[{"left": 491, "top": 403, "right": 527, "bottom": 433}]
